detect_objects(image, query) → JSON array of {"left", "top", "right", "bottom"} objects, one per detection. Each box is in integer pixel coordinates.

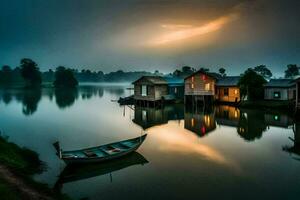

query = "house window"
[
  {"left": 234, "top": 110, "right": 238, "bottom": 118},
  {"left": 141, "top": 85, "right": 147, "bottom": 96},
  {"left": 273, "top": 115, "right": 280, "bottom": 121},
  {"left": 224, "top": 88, "right": 229, "bottom": 96},
  {"left": 191, "top": 76, "right": 194, "bottom": 82},
  {"left": 205, "top": 83, "right": 210, "bottom": 91},
  {"left": 174, "top": 87, "right": 177, "bottom": 94},
  {"left": 234, "top": 89, "right": 238, "bottom": 95},
  {"left": 191, "top": 83, "right": 194, "bottom": 89},
  {"left": 273, "top": 91, "right": 281, "bottom": 99}
]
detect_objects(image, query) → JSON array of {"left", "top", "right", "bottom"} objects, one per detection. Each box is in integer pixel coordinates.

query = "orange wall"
[{"left": 215, "top": 87, "right": 240, "bottom": 102}]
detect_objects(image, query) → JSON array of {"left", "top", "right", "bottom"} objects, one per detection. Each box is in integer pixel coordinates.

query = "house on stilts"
[
  {"left": 132, "top": 76, "right": 184, "bottom": 107},
  {"left": 184, "top": 70, "right": 220, "bottom": 106}
]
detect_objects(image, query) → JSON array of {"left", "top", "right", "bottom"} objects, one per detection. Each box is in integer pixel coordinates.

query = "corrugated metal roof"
[
  {"left": 216, "top": 76, "right": 240, "bottom": 86},
  {"left": 132, "top": 76, "right": 167, "bottom": 85},
  {"left": 264, "top": 79, "right": 295, "bottom": 88},
  {"left": 163, "top": 76, "right": 184, "bottom": 86},
  {"left": 184, "top": 70, "right": 220, "bottom": 80}
]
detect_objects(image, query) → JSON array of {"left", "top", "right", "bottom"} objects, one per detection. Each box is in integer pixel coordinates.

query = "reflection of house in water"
[
  {"left": 283, "top": 120, "right": 300, "bottom": 158},
  {"left": 264, "top": 112, "right": 294, "bottom": 128},
  {"left": 132, "top": 104, "right": 184, "bottom": 129},
  {"left": 184, "top": 106, "right": 216, "bottom": 137},
  {"left": 215, "top": 105, "right": 240, "bottom": 127}
]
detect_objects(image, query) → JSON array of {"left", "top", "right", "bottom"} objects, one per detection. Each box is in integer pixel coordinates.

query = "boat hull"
[{"left": 61, "top": 135, "right": 147, "bottom": 165}]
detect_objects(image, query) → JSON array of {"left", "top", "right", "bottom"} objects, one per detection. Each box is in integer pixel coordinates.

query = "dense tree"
[
  {"left": 285, "top": 64, "right": 299, "bottom": 78},
  {"left": 182, "top": 66, "right": 195, "bottom": 73},
  {"left": 173, "top": 66, "right": 195, "bottom": 78},
  {"left": 238, "top": 68, "right": 267, "bottom": 100},
  {"left": 20, "top": 58, "right": 42, "bottom": 87},
  {"left": 254, "top": 65, "right": 272, "bottom": 79},
  {"left": 199, "top": 67, "right": 209, "bottom": 72},
  {"left": 218, "top": 67, "right": 226, "bottom": 77},
  {"left": 42, "top": 69, "right": 55, "bottom": 83},
  {"left": 0, "top": 65, "right": 13, "bottom": 85},
  {"left": 54, "top": 66, "right": 78, "bottom": 88}
]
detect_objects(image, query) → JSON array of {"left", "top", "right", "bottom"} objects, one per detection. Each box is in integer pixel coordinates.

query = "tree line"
[
  {"left": 0, "top": 58, "right": 163, "bottom": 88},
  {"left": 0, "top": 58, "right": 78, "bottom": 88},
  {"left": 1, "top": 58, "right": 299, "bottom": 92}
]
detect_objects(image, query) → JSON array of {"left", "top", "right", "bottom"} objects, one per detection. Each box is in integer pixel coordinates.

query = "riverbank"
[{"left": 0, "top": 135, "right": 70, "bottom": 200}]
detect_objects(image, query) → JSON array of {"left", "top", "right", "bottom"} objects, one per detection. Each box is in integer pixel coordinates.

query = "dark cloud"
[{"left": 0, "top": 0, "right": 299, "bottom": 76}]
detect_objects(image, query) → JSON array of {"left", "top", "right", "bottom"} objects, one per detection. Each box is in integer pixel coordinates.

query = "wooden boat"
[{"left": 54, "top": 134, "right": 147, "bottom": 164}]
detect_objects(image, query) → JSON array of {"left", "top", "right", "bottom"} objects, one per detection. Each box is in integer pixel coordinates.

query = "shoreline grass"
[{"left": 0, "top": 134, "right": 70, "bottom": 200}]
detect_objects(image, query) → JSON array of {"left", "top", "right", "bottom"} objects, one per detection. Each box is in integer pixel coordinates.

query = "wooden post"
[{"left": 296, "top": 82, "right": 298, "bottom": 109}]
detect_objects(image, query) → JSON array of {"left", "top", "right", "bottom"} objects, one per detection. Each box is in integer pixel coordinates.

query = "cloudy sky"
[{"left": 1, "top": 0, "right": 299, "bottom": 76}]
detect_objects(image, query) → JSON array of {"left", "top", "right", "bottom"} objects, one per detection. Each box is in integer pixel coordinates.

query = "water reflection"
[
  {"left": 0, "top": 85, "right": 116, "bottom": 115},
  {"left": 80, "top": 86, "right": 104, "bottom": 99},
  {"left": 1, "top": 90, "right": 13, "bottom": 104},
  {"left": 265, "top": 112, "right": 294, "bottom": 128},
  {"left": 1, "top": 85, "right": 300, "bottom": 200},
  {"left": 133, "top": 104, "right": 184, "bottom": 129},
  {"left": 215, "top": 105, "right": 240, "bottom": 127},
  {"left": 132, "top": 103, "right": 295, "bottom": 143},
  {"left": 184, "top": 105, "right": 216, "bottom": 137},
  {"left": 55, "top": 88, "right": 79, "bottom": 109},
  {"left": 55, "top": 152, "right": 148, "bottom": 192},
  {"left": 283, "top": 118, "right": 300, "bottom": 159}
]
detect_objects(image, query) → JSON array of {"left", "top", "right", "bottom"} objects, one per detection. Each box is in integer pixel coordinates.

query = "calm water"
[{"left": 1, "top": 84, "right": 300, "bottom": 200}]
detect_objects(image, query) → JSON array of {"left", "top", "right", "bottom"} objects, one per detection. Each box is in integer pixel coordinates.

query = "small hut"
[
  {"left": 184, "top": 70, "right": 220, "bottom": 105},
  {"left": 264, "top": 79, "right": 295, "bottom": 101},
  {"left": 215, "top": 76, "right": 241, "bottom": 103},
  {"left": 132, "top": 76, "right": 168, "bottom": 106}
]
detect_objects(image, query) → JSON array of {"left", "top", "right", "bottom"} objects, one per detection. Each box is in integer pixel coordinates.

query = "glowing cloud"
[
  {"left": 148, "top": 121, "right": 229, "bottom": 164},
  {"left": 147, "top": 13, "right": 239, "bottom": 46}
]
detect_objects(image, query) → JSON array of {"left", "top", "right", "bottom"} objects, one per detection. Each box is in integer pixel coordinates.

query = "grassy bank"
[
  {"left": 239, "top": 100, "right": 295, "bottom": 110},
  {"left": 0, "top": 135, "right": 70, "bottom": 200}
]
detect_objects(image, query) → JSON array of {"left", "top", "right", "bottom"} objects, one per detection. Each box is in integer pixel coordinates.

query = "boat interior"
[{"left": 62, "top": 138, "right": 140, "bottom": 159}]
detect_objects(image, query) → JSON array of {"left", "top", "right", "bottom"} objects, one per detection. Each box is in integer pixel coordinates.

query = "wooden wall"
[
  {"left": 168, "top": 86, "right": 184, "bottom": 99},
  {"left": 185, "top": 72, "right": 215, "bottom": 96},
  {"left": 264, "top": 87, "right": 295, "bottom": 100},
  {"left": 154, "top": 85, "right": 168, "bottom": 100},
  {"left": 215, "top": 87, "right": 240, "bottom": 102},
  {"left": 133, "top": 79, "right": 168, "bottom": 101}
]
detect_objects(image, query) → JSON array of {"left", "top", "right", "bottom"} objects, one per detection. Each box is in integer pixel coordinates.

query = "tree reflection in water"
[
  {"left": 237, "top": 109, "right": 267, "bottom": 141},
  {"left": 1, "top": 91, "right": 13, "bottom": 105},
  {"left": 55, "top": 88, "right": 79, "bottom": 109}
]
